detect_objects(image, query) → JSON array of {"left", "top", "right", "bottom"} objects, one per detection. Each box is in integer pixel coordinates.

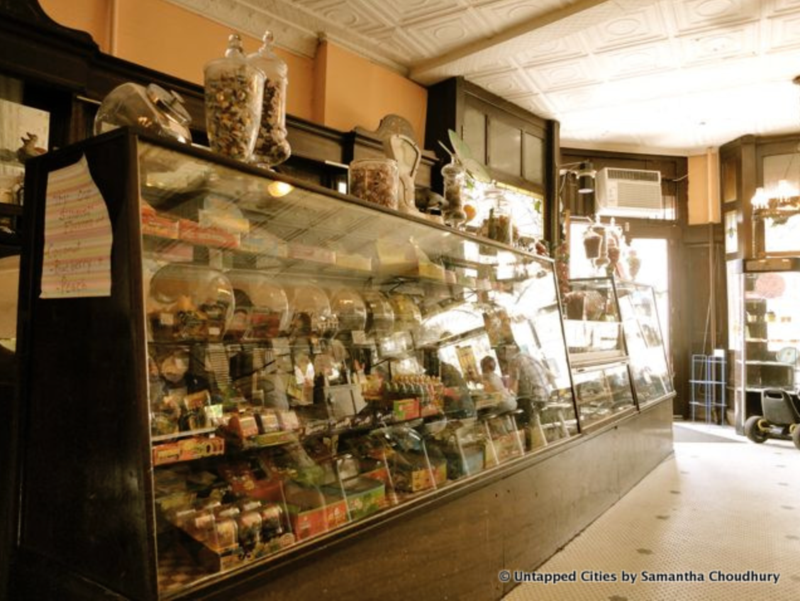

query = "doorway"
[{"left": 628, "top": 237, "right": 670, "bottom": 357}]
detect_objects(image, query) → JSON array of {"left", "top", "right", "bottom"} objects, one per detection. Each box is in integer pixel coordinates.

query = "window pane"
[
  {"left": 489, "top": 119, "right": 521, "bottom": 177},
  {"left": 463, "top": 106, "right": 486, "bottom": 164},
  {"left": 523, "top": 133, "right": 543, "bottom": 185}
]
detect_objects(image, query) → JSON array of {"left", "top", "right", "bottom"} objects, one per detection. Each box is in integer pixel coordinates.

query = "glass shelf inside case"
[
  {"left": 135, "top": 136, "right": 578, "bottom": 596},
  {"left": 562, "top": 277, "right": 626, "bottom": 366}
]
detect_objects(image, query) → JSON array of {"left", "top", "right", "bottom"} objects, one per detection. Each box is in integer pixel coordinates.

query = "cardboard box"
[
  {"left": 286, "top": 496, "right": 349, "bottom": 540},
  {"left": 141, "top": 210, "right": 179, "bottom": 239},
  {"left": 393, "top": 454, "right": 447, "bottom": 492},
  {"left": 152, "top": 435, "right": 225, "bottom": 466},
  {"left": 323, "top": 477, "right": 385, "bottom": 521},
  {"left": 287, "top": 242, "right": 335, "bottom": 264},
  {"left": 179, "top": 219, "right": 240, "bottom": 249},
  {"left": 216, "top": 461, "right": 286, "bottom": 502},
  {"left": 392, "top": 398, "right": 420, "bottom": 422}
]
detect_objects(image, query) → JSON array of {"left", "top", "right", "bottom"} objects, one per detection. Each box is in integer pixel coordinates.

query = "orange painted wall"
[
  {"left": 38, "top": 0, "right": 428, "bottom": 141},
  {"left": 39, "top": 0, "right": 314, "bottom": 121},
  {"left": 320, "top": 42, "right": 427, "bottom": 143}
]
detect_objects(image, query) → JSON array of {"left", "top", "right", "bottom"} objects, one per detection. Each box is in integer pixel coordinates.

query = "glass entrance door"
[{"left": 628, "top": 237, "right": 670, "bottom": 357}]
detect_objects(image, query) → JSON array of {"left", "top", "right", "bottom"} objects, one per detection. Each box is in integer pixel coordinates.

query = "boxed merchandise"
[
  {"left": 141, "top": 206, "right": 180, "bottom": 239},
  {"left": 217, "top": 461, "right": 285, "bottom": 502},
  {"left": 179, "top": 219, "right": 240, "bottom": 249},
  {"left": 152, "top": 435, "right": 225, "bottom": 466},
  {"left": 287, "top": 242, "right": 335, "bottom": 264},
  {"left": 344, "top": 476, "right": 385, "bottom": 520},
  {"left": 284, "top": 484, "right": 349, "bottom": 540},
  {"left": 335, "top": 251, "right": 372, "bottom": 272},
  {"left": 228, "top": 414, "right": 260, "bottom": 440},
  {"left": 322, "top": 476, "right": 385, "bottom": 521},
  {"left": 392, "top": 453, "right": 447, "bottom": 493},
  {"left": 392, "top": 398, "right": 420, "bottom": 422}
]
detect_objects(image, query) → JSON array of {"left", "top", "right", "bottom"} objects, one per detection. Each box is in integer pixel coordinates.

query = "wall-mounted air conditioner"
[{"left": 595, "top": 167, "right": 663, "bottom": 216}]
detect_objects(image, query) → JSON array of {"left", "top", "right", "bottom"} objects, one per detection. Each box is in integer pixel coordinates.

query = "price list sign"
[{"left": 40, "top": 155, "right": 112, "bottom": 298}]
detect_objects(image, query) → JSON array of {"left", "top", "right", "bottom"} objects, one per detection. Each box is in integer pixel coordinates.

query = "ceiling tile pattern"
[{"left": 169, "top": 0, "right": 800, "bottom": 154}]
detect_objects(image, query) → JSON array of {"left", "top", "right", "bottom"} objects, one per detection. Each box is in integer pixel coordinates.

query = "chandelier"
[
  {"left": 751, "top": 180, "right": 800, "bottom": 223},
  {"left": 751, "top": 76, "right": 800, "bottom": 223}
]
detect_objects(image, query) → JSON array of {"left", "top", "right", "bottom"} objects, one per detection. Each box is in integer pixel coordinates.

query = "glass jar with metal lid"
[
  {"left": 248, "top": 31, "right": 292, "bottom": 168},
  {"left": 94, "top": 82, "right": 192, "bottom": 143},
  {"left": 204, "top": 33, "right": 264, "bottom": 161}
]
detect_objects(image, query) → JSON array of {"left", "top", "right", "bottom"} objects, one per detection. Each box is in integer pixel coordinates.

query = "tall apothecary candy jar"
[
  {"left": 441, "top": 158, "right": 467, "bottom": 227},
  {"left": 204, "top": 33, "right": 264, "bottom": 162},
  {"left": 248, "top": 31, "right": 292, "bottom": 167}
]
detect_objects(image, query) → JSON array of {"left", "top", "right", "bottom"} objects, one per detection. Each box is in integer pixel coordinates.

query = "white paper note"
[{"left": 40, "top": 155, "right": 113, "bottom": 298}]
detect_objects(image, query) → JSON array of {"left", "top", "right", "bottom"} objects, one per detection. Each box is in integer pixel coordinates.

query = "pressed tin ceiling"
[{"left": 169, "top": 0, "right": 800, "bottom": 155}]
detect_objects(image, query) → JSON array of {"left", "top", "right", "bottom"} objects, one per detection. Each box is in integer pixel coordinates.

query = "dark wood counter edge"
[{"left": 166, "top": 394, "right": 675, "bottom": 601}]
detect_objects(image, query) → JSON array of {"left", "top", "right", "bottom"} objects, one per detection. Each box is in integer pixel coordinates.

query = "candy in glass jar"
[
  {"left": 441, "top": 159, "right": 467, "bottom": 227},
  {"left": 204, "top": 33, "right": 264, "bottom": 161},
  {"left": 489, "top": 187, "right": 513, "bottom": 245},
  {"left": 248, "top": 31, "right": 292, "bottom": 167},
  {"left": 349, "top": 158, "right": 399, "bottom": 209}
]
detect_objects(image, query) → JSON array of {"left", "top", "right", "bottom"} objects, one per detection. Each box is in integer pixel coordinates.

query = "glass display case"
[
  {"left": 563, "top": 277, "right": 636, "bottom": 426},
  {"left": 729, "top": 258, "right": 800, "bottom": 431},
  {"left": 16, "top": 129, "right": 579, "bottom": 600},
  {"left": 615, "top": 281, "right": 675, "bottom": 405}
]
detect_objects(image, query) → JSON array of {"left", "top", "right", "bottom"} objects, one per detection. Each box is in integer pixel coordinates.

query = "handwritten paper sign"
[{"left": 40, "top": 155, "right": 113, "bottom": 298}]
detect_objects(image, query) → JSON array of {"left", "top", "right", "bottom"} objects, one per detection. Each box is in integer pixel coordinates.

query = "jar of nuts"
[
  {"left": 204, "top": 33, "right": 264, "bottom": 162},
  {"left": 248, "top": 31, "right": 292, "bottom": 168},
  {"left": 349, "top": 158, "right": 399, "bottom": 210}
]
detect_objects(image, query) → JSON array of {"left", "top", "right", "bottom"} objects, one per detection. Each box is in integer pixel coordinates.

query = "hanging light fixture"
[
  {"left": 559, "top": 161, "right": 596, "bottom": 195},
  {"left": 751, "top": 187, "right": 770, "bottom": 210},
  {"left": 577, "top": 161, "right": 596, "bottom": 194},
  {"left": 751, "top": 76, "right": 800, "bottom": 220}
]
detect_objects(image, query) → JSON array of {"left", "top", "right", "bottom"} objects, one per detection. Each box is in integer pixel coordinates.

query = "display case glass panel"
[
  {"left": 129, "top": 134, "right": 580, "bottom": 595},
  {"left": 562, "top": 277, "right": 626, "bottom": 366},
  {"left": 616, "top": 282, "right": 674, "bottom": 405},
  {"left": 572, "top": 362, "right": 635, "bottom": 427}
]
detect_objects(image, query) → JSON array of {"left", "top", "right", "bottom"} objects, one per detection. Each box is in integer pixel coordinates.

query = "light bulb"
[{"left": 751, "top": 187, "right": 769, "bottom": 209}]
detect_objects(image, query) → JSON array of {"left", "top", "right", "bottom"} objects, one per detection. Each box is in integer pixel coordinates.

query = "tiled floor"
[{"left": 502, "top": 422, "right": 800, "bottom": 601}]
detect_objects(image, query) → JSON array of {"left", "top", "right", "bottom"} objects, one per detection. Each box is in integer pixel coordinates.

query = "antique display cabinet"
[
  {"left": 729, "top": 258, "right": 800, "bottom": 430},
  {"left": 12, "top": 129, "right": 674, "bottom": 601},
  {"left": 14, "top": 128, "right": 575, "bottom": 600}
]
